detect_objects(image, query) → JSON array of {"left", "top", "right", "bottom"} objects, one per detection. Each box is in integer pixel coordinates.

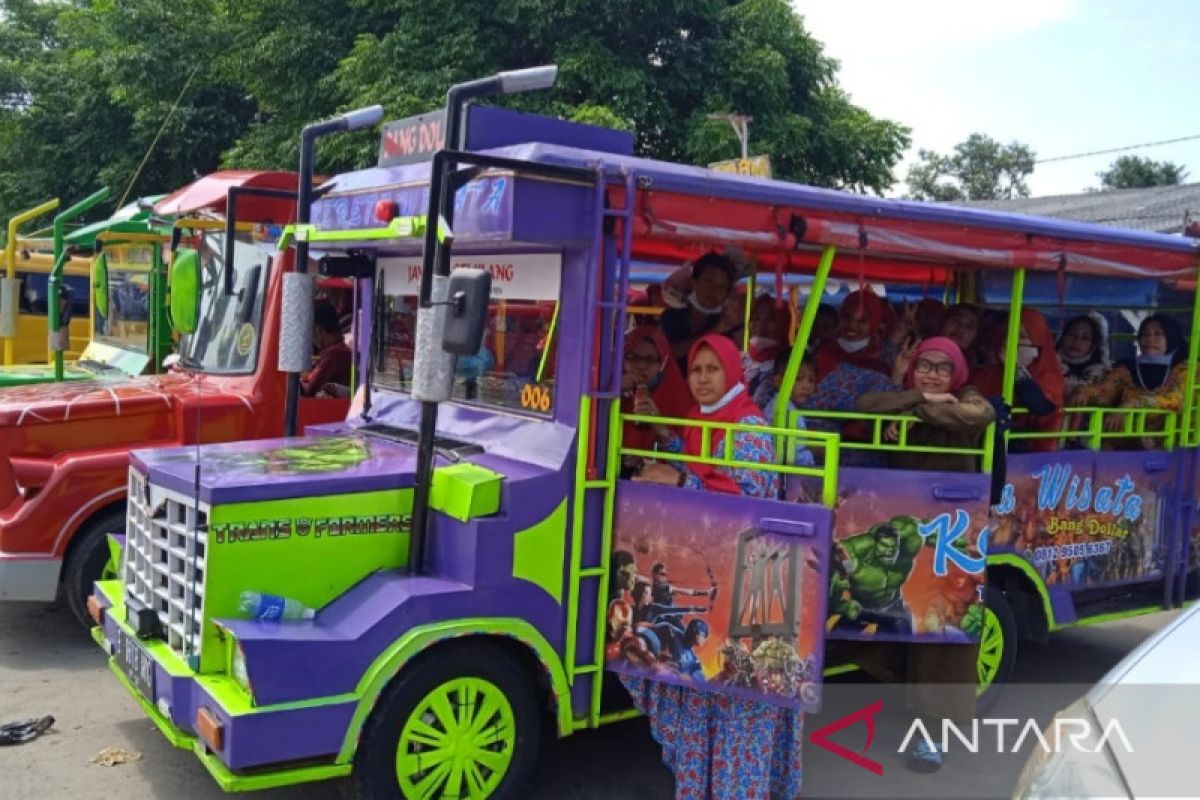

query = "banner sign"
[
  {"left": 378, "top": 253, "right": 562, "bottom": 301},
  {"left": 378, "top": 110, "right": 447, "bottom": 167}
]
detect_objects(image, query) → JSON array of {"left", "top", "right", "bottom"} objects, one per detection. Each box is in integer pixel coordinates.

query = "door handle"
[
  {"left": 1143, "top": 458, "right": 1171, "bottom": 474},
  {"left": 758, "top": 518, "right": 816, "bottom": 538},
  {"left": 931, "top": 485, "right": 984, "bottom": 503}
]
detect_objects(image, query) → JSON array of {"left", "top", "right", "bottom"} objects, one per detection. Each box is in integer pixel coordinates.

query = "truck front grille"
[{"left": 123, "top": 468, "right": 208, "bottom": 661}]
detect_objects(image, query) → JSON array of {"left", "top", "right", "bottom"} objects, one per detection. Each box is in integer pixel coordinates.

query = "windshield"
[
  {"left": 178, "top": 233, "right": 271, "bottom": 375},
  {"left": 374, "top": 254, "right": 562, "bottom": 417},
  {"left": 94, "top": 243, "right": 154, "bottom": 353}
]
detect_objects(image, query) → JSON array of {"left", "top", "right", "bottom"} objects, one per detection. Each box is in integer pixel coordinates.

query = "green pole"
[
  {"left": 742, "top": 269, "right": 756, "bottom": 352},
  {"left": 1179, "top": 257, "right": 1200, "bottom": 446},
  {"left": 51, "top": 187, "right": 110, "bottom": 380},
  {"left": 773, "top": 246, "right": 836, "bottom": 431},
  {"left": 1000, "top": 269, "right": 1026, "bottom": 405}
]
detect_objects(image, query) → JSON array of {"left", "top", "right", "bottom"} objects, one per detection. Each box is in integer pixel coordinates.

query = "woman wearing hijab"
[
  {"left": 857, "top": 336, "right": 996, "bottom": 472},
  {"left": 1071, "top": 314, "right": 1189, "bottom": 430},
  {"left": 939, "top": 303, "right": 983, "bottom": 366},
  {"left": 971, "top": 308, "right": 1065, "bottom": 453},
  {"left": 625, "top": 332, "right": 801, "bottom": 798},
  {"left": 636, "top": 333, "right": 779, "bottom": 498},
  {"left": 621, "top": 325, "right": 693, "bottom": 476},
  {"left": 743, "top": 294, "right": 791, "bottom": 403},
  {"left": 660, "top": 252, "right": 738, "bottom": 368},
  {"left": 806, "top": 290, "right": 897, "bottom": 412},
  {"left": 1057, "top": 312, "right": 1112, "bottom": 399}
]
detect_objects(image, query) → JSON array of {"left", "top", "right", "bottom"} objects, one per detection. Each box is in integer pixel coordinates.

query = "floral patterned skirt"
[{"left": 620, "top": 675, "right": 804, "bottom": 799}]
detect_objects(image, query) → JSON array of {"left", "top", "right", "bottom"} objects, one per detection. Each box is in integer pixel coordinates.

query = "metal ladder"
[{"left": 565, "top": 168, "right": 636, "bottom": 728}]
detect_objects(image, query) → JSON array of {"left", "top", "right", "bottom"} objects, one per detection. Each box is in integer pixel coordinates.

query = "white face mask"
[
  {"left": 687, "top": 292, "right": 724, "bottom": 316},
  {"left": 749, "top": 336, "right": 781, "bottom": 350},
  {"left": 838, "top": 336, "right": 870, "bottom": 354},
  {"left": 1017, "top": 345, "right": 1039, "bottom": 368},
  {"left": 1137, "top": 353, "right": 1173, "bottom": 367}
]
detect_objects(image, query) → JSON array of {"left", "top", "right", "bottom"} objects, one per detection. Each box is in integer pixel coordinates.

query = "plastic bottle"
[{"left": 239, "top": 591, "right": 316, "bottom": 622}]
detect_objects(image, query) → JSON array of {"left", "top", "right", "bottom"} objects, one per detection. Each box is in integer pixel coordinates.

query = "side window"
[
  {"left": 15, "top": 273, "right": 89, "bottom": 318},
  {"left": 17, "top": 272, "right": 47, "bottom": 315}
]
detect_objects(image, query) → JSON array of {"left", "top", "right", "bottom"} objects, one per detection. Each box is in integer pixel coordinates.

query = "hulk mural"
[{"left": 828, "top": 514, "right": 985, "bottom": 640}]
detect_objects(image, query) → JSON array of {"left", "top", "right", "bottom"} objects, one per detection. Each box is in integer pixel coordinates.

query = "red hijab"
[
  {"left": 622, "top": 325, "right": 691, "bottom": 450},
  {"left": 682, "top": 334, "right": 770, "bottom": 494},
  {"left": 970, "top": 309, "right": 1064, "bottom": 450},
  {"left": 814, "top": 290, "right": 890, "bottom": 380},
  {"left": 905, "top": 336, "right": 970, "bottom": 392}
]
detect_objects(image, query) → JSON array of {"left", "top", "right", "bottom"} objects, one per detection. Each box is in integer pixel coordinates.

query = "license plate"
[{"left": 115, "top": 628, "right": 156, "bottom": 702}]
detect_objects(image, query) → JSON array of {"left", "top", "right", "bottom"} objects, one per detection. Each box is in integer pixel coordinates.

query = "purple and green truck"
[{"left": 90, "top": 67, "right": 1200, "bottom": 799}]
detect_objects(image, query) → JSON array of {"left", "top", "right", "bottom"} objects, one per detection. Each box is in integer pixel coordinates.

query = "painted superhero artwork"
[
  {"left": 606, "top": 481, "right": 830, "bottom": 712},
  {"left": 818, "top": 468, "right": 989, "bottom": 644},
  {"left": 989, "top": 451, "right": 1166, "bottom": 588}
]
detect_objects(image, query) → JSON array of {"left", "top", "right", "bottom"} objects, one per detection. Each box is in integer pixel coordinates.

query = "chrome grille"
[{"left": 123, "top": 468, "right": 209, "bottom": 661}]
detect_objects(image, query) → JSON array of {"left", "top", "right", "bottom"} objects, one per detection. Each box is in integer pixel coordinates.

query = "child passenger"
[{"left": 761, "top": 349, "right": 817, "bottom": 468}]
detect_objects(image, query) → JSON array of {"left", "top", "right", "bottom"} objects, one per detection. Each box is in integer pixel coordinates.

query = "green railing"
[
  {"left": 790, "top": 409, "right": 989, "bottom": 457},
  {"left": 620, "top": 413, "right": 841, "bottom": 506},
  {"left": 1008, "top": 406, "right": 1179, "bottom": 449}
]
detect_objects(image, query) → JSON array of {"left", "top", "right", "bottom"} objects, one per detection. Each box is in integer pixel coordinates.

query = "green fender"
[{"left": 336, "top": 618, "right": 574, "bottom": 763}]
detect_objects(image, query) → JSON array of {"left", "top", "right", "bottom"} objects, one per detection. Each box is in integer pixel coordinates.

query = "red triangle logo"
[{"left": 809, "top": 699, "right": 884, "bottom": 776}]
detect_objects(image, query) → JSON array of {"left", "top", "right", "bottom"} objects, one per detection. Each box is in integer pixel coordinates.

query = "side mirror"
[
  {"left": 169, "top": 247, "right": 201, "bottom": 334},
  {"left": 442, "top": 270, "right": 491, "bottom": 356},
  {"left": 92, "top": 252, "right": 110, "bottom": 318}
]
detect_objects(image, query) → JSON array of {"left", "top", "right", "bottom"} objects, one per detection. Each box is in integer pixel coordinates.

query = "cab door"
[{"left": 606, "top": 480, "right": 832, "bottom": 713}]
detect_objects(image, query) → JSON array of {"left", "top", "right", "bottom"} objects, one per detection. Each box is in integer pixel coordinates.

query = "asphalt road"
[{"left": 0, "top": 599, "right": 1177, "bottom": 799}]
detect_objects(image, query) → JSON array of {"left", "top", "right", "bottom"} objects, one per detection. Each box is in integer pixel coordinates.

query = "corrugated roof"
[{"left": 949, "top": 182, "right": 1200, "bottom": 234}]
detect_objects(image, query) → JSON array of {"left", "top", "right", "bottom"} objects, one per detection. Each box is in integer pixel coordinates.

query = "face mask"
[
  {"left": 687, "top": 292, "right": 724, "bottom": 316},
  {"left": 1137, "top": 353, "right": 1174, "bottom": 367},
  {"left": 749, "top": 336, "right": 780, "bottom": 351},
  {"left": 838, "top": 336, "right": 870, "bottom": 354},
  {"left": 1017, "top": 345, "right": 1039, "bottom": 368}
]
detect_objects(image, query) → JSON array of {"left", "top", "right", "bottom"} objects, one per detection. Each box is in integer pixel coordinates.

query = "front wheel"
[
  {"left": 976, "top": 584, "right": 1017, "bottom": 709},
  {"left": 63, "top": 508, "right": 125, "bottom": 628},
  {"left": 355, "top": 643, "right": 542, "bottom": 800}
]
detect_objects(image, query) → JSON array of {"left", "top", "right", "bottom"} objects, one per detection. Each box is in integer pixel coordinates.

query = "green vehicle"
[{"left": 0, "top": 195, "right": 174, "bottom": 387}]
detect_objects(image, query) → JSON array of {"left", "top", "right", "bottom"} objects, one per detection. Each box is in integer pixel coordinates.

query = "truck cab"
[{"left": 0, "top": 171, "right": 350, "bottom": 624}]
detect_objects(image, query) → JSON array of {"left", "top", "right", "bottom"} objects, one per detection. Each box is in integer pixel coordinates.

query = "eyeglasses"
[{"left": 914, "top": 359, "right": 955, "bottom": 377}]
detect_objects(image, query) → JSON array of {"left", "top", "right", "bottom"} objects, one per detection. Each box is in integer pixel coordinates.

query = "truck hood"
[
  {"left": 132, "top": 433, "right": 418, "bottom": 505},
  {"left": 0, "top": 371, "right": 251, "bottom": 427}
]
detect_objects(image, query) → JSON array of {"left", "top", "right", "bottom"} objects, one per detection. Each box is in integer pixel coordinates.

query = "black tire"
[
  {"left": 355, "top": 642, "right": 542, "bottom": 800},
  {"left": 63, "top": 507, "right": 125, "bottom": 628},
  {"left": 976, "top": 584, "right": 1018, "bottom": 711}
]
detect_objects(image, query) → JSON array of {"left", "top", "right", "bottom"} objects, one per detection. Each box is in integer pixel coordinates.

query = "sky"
[{"left": 791, "top": 0, "right": 1200, "bottom": 197}]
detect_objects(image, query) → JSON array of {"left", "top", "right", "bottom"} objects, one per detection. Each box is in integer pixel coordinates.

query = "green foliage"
[
  {"left": 906, "top": 133, "right": 1036, "bottom": 202},
  {"left": 1098, "top": 155, "right": 1188, "bottom": 190},
  {"left": 0, "top": 0, "right": 910, "bottom": 225}
]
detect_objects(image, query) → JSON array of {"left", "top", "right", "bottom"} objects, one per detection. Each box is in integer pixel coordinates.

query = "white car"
[{"left": 1012, "top": 604, "right": 1200, "bottom": 798}]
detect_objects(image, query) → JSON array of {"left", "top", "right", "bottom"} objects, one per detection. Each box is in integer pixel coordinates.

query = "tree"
[
  {"left": 0, "top": 0, "right": 912, "bottom": 225},
  {"left": 1098, "top": 156, "right": 1188, "bottom": 190},
  {"left": 906, "top": 134, "right": 1035, "bottom": 201},
  {"left": 332, "top": 0, "right": 910, "bottom": 192}
]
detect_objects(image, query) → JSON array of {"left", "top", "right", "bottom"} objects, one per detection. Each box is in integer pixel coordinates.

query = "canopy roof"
[
  {"left": 63, "top": 195, "right": 166, "bottom": 248},
  {"left": 154, "top": 171, "right": 301, "bottom": 224},
  {"left": 320, "top": 142, "right": 1199, "bottom": 283}
]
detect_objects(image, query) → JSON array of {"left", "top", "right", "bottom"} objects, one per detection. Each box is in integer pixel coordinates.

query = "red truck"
[{"left": 0, "top": 171, "right": 349, "bottom": 624}]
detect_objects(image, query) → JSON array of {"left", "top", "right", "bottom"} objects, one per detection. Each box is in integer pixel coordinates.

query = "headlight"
[{"left": 1011, "top": 698, "right": 1129, "bottom": 800}]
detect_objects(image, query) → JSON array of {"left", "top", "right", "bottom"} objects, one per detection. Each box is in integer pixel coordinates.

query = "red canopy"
[{"left": 154, "top": 171, "right": 303, "bottom": 224}]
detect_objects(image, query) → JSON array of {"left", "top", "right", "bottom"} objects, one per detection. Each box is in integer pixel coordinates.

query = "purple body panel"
[{"left": 131, "top": 434, "right": 418, "bottom": 505}]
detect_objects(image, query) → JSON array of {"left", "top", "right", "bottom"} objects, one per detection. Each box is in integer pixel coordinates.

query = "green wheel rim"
[
  {"left": 396, "top": 677, "right": 516, "bottom": 799},
  {"left": 976, "top": 606, "right": 1004, "bottom": 696}
]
